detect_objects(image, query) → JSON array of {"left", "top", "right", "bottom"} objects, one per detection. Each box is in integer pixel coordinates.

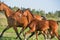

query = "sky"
[{"left": 1, "top": 0, "right": 60, "bottom": 13}]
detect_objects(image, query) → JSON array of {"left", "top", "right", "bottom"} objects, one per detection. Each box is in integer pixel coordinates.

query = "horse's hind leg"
[
  {"left": 50, "top": 31, "right": 59, "bottom": 40},
  {"left": 0, "top": 25, "right": 11, "bottom": 37},
  {"left": 54, "top": 31, "right": 60, "bottom": 40}
]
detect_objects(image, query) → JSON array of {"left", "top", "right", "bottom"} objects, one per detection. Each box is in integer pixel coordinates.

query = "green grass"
[{"left": 0, "top": 14, "right": 60, "bottom": 40}]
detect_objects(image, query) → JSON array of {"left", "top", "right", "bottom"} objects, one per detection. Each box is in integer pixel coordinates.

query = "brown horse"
[
  {"left": 24, "top": 19, "right": 49, "bottom": 40},
  {"left": 0, "top": 2, "right": 22, "bottom": 40},
  {"left": 48, "top": 20, "right": 59, "bottom": 40},
  {"left": 24, "top": 19, "right": 60, "bottom": 40}
]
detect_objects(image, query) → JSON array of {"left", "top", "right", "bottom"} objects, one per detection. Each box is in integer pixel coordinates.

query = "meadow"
[{"left": 0, "top": 13, "right": 60, "bottom": 40}]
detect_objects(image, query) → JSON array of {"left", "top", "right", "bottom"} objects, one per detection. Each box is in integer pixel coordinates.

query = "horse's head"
[
  {"left": 0, "top": 2, "right": 8, "bottom": 11},
  {"left": 23, "top": 9, "right": 31, "bottom": 16},
  {"left": 0, "top": 2, "right": 3, "bottom": 11}
]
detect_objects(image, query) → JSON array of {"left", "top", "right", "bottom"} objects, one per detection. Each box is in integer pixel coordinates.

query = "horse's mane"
[
  {"left": 41, "top": 16, "right": 46, "bottom": 20},
  {"left": 1, "top": 2, "right": 13, "bottom": 12},
  {"left": 16, "top": 9, "right": 23, "bottom": 13},
  {"left": 23, "top": 9, "right": 34, "bottom": 18},
  {"left": 1, "top": 2, "right": 10, "bottom": 8}
]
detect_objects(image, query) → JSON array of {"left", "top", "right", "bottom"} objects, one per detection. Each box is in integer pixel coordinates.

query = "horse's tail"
[{"left": 58, "top": 34, "right": 60, "bottom": 40}]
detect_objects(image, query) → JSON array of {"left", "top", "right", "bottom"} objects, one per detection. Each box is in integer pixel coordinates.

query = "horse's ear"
[
  {"left": 0, "top": 1, "right": 3, "bottom": 5},
  {"left": 0, "top": 1, "right": 1, "bottom": 5}
]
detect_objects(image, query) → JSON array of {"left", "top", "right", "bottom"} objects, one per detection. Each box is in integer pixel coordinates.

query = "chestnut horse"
[
  {"left": 26, "top": 20, "right": 59, "bottom": 40},
  {"left": 48, "top": 20, "right": 59, "bottom": 40},
  {"left": 24, "top": 19, "right": 49, "bottom": 40},
  {"left": 0, "top": 2, "right": 22, "bottom": 40},
  {"left": 24, "top": 19, "right": 60, "bottom": 40}
]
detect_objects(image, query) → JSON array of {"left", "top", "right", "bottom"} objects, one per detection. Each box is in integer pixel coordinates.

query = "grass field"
[{"left": 0, "top": 14, "right": 60, "bottom": 40}]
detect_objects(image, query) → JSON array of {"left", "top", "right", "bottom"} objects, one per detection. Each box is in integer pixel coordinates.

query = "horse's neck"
[
  {"left": 26, "top": 11, "right": 34, "bottom": 23},
  {"left": 4, "top": 6, "right": 13, "bottom": 18}
]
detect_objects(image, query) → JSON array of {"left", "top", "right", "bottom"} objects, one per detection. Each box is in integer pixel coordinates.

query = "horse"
[
  {"left": 23, "top": 19, "right": 49, "bottom": 40},
  {"left": 23, "top": 19, "right": 60, "bottom": 40},
  {"left": 48, "top": 20, "right": 60, "bottom": 40},
  {"left": 20, "top": 9, "right": 60, "bottom": 40},
  {"left": 0, "top": 2, "right": 22, "bottom": 40}
]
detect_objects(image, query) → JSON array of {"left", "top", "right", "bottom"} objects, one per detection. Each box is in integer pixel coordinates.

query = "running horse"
[
  {"left": 18, "top": 9, "right": 60, "bottom": 40},
  {"left": 0, "top": 2, "right": 22, "bottom": 40},
  {"left": 24, "top": 19, "right": 60, "bottom": 40},
  {"left": 24, "top": 19, "right": 49, "bottom": 40}
]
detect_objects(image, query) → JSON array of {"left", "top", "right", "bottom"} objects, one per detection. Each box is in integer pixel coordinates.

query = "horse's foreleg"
[
  {"left": 13, "top": 26, "right": 22, "bottom": 40},
  {"left": 53, "top": 31, "right": 60, "bottom": 40},
  {"left": 24, "top": 28, "right": 35, "bottom": 40},
  {"left": 36, "top": 31, "right": 38, "bottom": 40},
  {"left": 41, "top": 31, "right": 48, "bottom": 40},
  {"left": 0, "top": 26, "right": 11, "bottom": 37}
]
